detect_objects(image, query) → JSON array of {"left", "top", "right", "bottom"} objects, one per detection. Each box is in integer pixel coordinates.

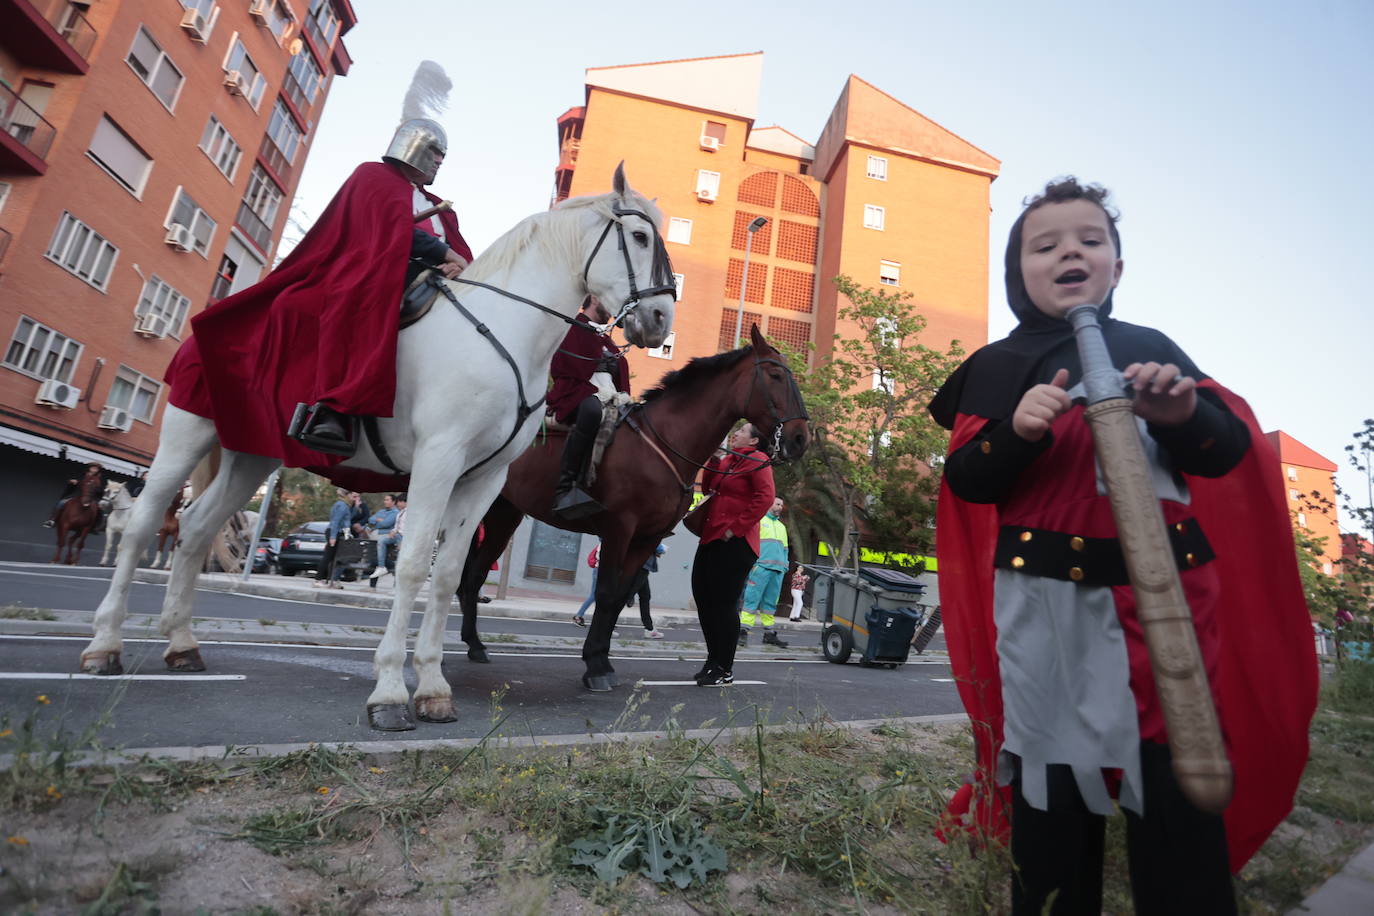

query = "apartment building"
[
  {"left": 0, "top": 0, "right": 354, "bottom": 560},
  {"left": 1266, "top": 430, "right": 1340, "bottom": 574}
]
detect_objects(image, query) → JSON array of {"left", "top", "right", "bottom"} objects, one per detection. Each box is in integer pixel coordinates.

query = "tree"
[{"left": 775, "top": 275, "right": 964, "bottom": 569}]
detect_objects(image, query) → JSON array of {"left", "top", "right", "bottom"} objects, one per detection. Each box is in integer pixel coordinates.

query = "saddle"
[
  {"left": 545, "top": 401, "right": 634, "bottom": 488},
  {"left": 399, "top": 268, "right": 444, "bottom": 330}
]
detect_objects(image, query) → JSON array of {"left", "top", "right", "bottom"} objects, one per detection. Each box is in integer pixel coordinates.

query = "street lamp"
[{"left": 733, "top": 216, "right": 768, "bottom": 348}]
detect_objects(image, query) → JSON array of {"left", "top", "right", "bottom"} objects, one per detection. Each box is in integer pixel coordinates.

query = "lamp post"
[{"left": 733, "top": 216, "right": 768, "bottom": 347}]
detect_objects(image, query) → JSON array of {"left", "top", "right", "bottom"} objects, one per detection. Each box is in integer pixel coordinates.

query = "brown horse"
[
  {"left": 151, "top": 490, "right": 185, "bottom": 569},
  {"left": 52, "top": 468, "right": 105, "bottom": 565},
  {"left": 457, "top": 325, "right": 811, "bottom": 690}
]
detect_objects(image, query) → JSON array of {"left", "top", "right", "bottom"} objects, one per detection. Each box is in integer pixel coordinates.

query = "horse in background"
[
  {"left": 457, "top": 325, "right": 811, "bottom": 690},
  {"left": 150, "top": 489, "right": 186, "bottom": 570},
  {"left": 52, "top": 467, "right": 104, "bottom": 565},
  {"left": 98, "top": 482, "right": 138, "bottom": 567}
]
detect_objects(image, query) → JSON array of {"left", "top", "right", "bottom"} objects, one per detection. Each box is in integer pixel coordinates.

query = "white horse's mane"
[{"left": 459, "top": 188, "right": 664, "bottom": 286}]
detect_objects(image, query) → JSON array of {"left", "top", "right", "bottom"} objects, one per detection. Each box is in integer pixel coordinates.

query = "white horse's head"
[{"left": 562, "top": 164, "right": 676, "bottom": 348}]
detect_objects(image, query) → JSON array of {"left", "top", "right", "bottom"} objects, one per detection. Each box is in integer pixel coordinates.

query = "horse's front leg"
[
  {"left": 99, "top": 532, "right": 114, "bottom": 567},
  {"left": 411, "top": 472, "right": 507, "bottom": 723},
  {"left": 582, "top": 538, "right": 658, "bottom": 691},
  {"left": 457, "top": 496, "right": 524, "bottom": 663},
  {"left": 69, "top": 525, "right": 92, "bottom": 566}
]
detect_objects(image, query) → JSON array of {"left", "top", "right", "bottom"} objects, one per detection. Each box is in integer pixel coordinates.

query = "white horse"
[
  {"left": 80, "top": 166, "right": 676, "bottom": 732},
  {"left": 97, "top": 481, "right": 138, "bottom": 567}
]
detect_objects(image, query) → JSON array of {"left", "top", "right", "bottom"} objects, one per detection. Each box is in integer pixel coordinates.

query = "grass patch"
[{"left": 0, "top": 604, "right": 56, "bottom": 621}]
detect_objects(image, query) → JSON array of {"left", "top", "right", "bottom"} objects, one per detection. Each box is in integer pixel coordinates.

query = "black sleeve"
[
  {"left": 1147, "top": 388, "right": 1250, "bottom": 478},
  {"left": 410, "top": 228, "right": 450, "bottom": 265},
  {"left": 943, "top": 418, "right": 1053, "bottom": 504}
]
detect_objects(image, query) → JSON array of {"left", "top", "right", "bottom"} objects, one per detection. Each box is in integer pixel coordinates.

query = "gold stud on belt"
[
  {"left": 1020, "top": 530, "right": 1033, "bottom": 542},
  {"left": 1070, "top": 536, "right": 1085, "bottom": 552},
  {"left": 1011, "top": 556, "right": 1026, "bottom": 569},
  {"left": 1069, "top": 567, "right": 1085, "bottom": 582}
]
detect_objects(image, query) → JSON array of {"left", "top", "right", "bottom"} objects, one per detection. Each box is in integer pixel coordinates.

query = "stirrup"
[
  {"left": 554, "top": 486, "right": 604, "bottom": 520},
  {"left": 287, "top": 402, "right": 358, "bottom": 457}
]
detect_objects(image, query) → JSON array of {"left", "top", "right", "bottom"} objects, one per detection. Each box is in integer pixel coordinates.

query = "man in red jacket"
[{"left": 165, "top": 118, "right": 473, "bottom": 470}]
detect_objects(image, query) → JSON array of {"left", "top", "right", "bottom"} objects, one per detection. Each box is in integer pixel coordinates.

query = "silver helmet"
[{"left": 384, "top": 118, "right": 447, "bottom": 185}]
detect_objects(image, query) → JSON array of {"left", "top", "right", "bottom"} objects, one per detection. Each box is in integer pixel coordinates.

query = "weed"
[
  {"left": 0, "top": 604, "right": 56, "bottom": 621},
  {"left": 81, "top": 862, "right": 159, "bottom": 916},
  {"left": 257, "top": 618, "right": 278, "bottom": 627}
]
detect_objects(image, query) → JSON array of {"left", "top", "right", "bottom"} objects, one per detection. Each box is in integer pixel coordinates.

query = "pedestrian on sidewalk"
[
  {"left": 317, "top": 489, "right": 351, "bottom": 589},
  {"left": 573, "top": 541, "right": 599, "bottom": 626},
  {"left": 625, "top": 543, "right": 667, "bottom": 638},
  {"left": 739, "top": 497, "right": 790, "bottom": 647},
  {"left": 788, "top": 566, "right": 810, "bottom": 621}
]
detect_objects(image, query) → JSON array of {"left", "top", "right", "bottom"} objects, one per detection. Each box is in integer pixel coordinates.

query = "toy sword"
[
  {"left": 412, "top": 200, "right": 452, "bottom": 223},
  {"left": 1066, "top": 303, "right": 1233, "bottom": 814}
]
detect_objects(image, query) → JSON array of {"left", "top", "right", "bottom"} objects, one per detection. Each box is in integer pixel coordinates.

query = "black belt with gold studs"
[{"left": 993, "top": 519, "right": 1215, "bottom": 587}]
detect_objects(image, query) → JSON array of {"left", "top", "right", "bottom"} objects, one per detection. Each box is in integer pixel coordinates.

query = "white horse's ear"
[{"left": 613, "top": 161, "right": 627, "bottom": 198}]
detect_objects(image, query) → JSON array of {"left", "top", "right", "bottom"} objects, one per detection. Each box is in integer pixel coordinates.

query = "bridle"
[
  {"left": 748, "top": 353, "right": 810, "bottom": 459},
  {"left": 581, "top": 203, "right": 678, "bottom": 330}
]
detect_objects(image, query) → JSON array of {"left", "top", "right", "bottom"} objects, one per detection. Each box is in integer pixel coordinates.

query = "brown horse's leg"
[
  {"left": 581, "top": 536, "right": 659, "bottom": 691},
  {"left": 457, "top": 496, "right": 523, "bottom": 663},
  {"left": 52, "top": 523, "right": 64, "bottom": 564}
]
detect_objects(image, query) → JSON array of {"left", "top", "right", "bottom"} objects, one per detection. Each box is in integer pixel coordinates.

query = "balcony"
[
  {"left": 257, "top": 134, "right": 294, "bottom": 188},
  {"left": 0, "top": 0, "right": 96, "bottom": 74},
  {"left": 234, "top": 201, "right": 272, "bottom": 255},
  {"left": 282, "top": 69, "right": 311, "bottom": 116},
  {"left": 0, "top": 82, "right": 56, "bottom": 174}
]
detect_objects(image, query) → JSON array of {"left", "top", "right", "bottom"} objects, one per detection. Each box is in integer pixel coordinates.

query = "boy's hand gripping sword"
[{"left": 1066, "top": 304, "right": 1233, "bottom": 814}]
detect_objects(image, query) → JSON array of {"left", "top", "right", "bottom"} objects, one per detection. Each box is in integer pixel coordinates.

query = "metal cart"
[{"left": 809, "top": 565, "right": 939, "bottom": 668}]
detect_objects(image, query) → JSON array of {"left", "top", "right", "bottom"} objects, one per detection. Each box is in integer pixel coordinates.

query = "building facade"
[
  {"left": 1266, "top": 430, "right": 1340, "bottom": 575},
  {"left": 0, "top": 0, "right": 354, "bottom": 561},
  {"left": 507, "top": 53, "right": 998, "bottom": 605}
]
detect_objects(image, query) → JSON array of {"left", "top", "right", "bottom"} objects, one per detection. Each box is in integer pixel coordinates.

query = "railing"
[
  {"left": 257, "top": 134, "right": 293, "bottom": 186},
  {"left": 303, "top": 15, "right": 332, "bottom": 57},
  {"left": 282, "top": 69, "right": 310, "bottom": 115},
  {"left": 234, "top": 202, "right": 272, "bottom": 254},
  {"left": 0, "top": 82, "right": 57, "bottom": 160},
  {"left": 40, "top": 0, "right": 97, "bottom": 58}
]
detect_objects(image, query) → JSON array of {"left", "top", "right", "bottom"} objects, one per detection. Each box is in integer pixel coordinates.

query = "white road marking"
[
  {"left": 0, "top": 672, "right": 245, "bottom": 681},
  {"left": 637, "top": 680, "right": 768, "bottom": 686},
  {"left": 930, "top": 677, "right": 954, "bottom": 682}
]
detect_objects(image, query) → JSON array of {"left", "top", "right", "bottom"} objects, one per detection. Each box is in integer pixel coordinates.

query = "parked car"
[
  {"left": 251, "top": 538, "right": 282, "bottom": 574},
  {"left": 276, "top": 522, "right": 329, "bottom": 577}
]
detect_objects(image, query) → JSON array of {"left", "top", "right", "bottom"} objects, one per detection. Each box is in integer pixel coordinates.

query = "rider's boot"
[
  {"left": 287, "top": 402, "right": 357, "bottom": 457},
  {"left": 553, "top": 426, "right": 603, "bottom": 520}
]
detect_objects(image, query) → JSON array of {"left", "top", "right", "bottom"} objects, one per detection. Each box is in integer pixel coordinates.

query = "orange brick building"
[
  {"left": 1266, "top": 430, "right": 1339, "bottom": 573},
  {"left": 552, "top": 53, "right": 999, "bottom": 384},
  {"left": 0, "top": 0, "right": 353, "bottom": 559}
]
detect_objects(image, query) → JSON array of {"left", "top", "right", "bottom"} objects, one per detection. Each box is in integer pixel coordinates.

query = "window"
[
  {"left": 256, "top": 0, "right": 294, "bottom": 41},
  {"left": 266, "top": 98, "right": 304, "bottom": 164},
  {"left": 177, "top": 0, "right": 219, "bottom": 38},
  {"left": 1297, "top": 512, "right": 1308, "bottom": 528},
  {"left": 4, "top": 316, "right": 82, "bottom": 382},
  {"left": 866, "top": 155, "right": 888, "bottom": 180},
  {"left": 45, "top": 212, "right": 118, "bottom": 291},
  {"left": 1289, "top": 488, "right": 1300, "bottom": 501},
  {"left": 672, "top": 273, "right": 685, "bottom": 300},
  {"left": 224, "top": 36, "right": 267, "bottom": 108},
  {"left": 646, "top": 331, "right": 676, "bottom": 361},
  {"left": 879, "top": 260, "right": 900, "bottom": 287},
  {"left": 695, "top": 169, "right": 721, "bottom": 200},
  {"left": 1323, "top": 562, "right": 1333, "bottom": 575},
  {"left": 874, "top": 317, "right": 900, "bottom": 348},
  {"left": 701, "top": 120, "right": 726, "bottom": 148},
  {"left": 244, "top": 164, "right": 284, "bottom": 225},
  {"left": 1286, "top": 466, "right": 1298, "bottom": 481},
  {"left": 211, "top": 252, "right": 238, "bottom": 301},
  {"left": 667, "top": 217, "right": 693, "bottom": 245},
  {"left": 165, "top": 188, "right": 217, "bottom": 257},
  {"left": 87, "top": 116, "right": 152, "bottom": 195},
  {"left": 126, "top": 26, "right": 184, "bottom": 110},
  {"left": 135, "top": 276, "right": 192, "bottom": 338},
  {"left": 106, "top": 366, "right": 161, "bottom": 423},
  {"left": 307, "top": 0, "right": 341, "bottom": 48},
  {"left": 863, "top": 205, "right": 885, "bottom": 230},
  {"left": 287, "top": 44, "right": 324, "bottom": 105},
  {"left": 198, "top": 116, "right": 242, "bottom": 180},
  {"left": 0, "top": 181, "right": 10, "bottom": 213}
]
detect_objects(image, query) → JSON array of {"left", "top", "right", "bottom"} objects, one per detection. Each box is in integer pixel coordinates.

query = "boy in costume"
[{"left": 929, "top": 178, "right": 1316, "bottom": 914}]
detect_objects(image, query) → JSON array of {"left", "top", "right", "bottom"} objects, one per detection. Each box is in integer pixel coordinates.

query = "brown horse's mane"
[{"left": 639, "top": 346, "right": 754, "bottom": 403}]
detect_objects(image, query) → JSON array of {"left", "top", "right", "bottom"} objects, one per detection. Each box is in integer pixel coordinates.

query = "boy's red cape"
[
  {"left": 936, "top": 382, "right": 1318, "bottom": 871},
  {"left": 165, "top": 161, "right": 471, "bottom": 491}
]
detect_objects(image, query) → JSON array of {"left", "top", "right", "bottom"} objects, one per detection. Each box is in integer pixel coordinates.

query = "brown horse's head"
[{"left": 743, "top": 324, "right": 811, "bottom": 462}]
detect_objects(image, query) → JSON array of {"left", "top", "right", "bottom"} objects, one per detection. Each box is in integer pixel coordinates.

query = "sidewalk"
[{"left": 1289, "top": 839, "right": 1374, "bottom": 915}]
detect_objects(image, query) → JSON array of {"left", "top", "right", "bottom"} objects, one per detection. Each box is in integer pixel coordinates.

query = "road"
[{"left": 0, "top": 565, "right": 963, "bottom": 751}]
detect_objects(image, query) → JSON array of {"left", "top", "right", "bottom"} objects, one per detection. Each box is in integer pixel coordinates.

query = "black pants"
[
  {"left": 691, "top": 538, "right": 757, "bottom": 671},
  {"left": 1010, "top": 743, "right": 1236, "bottom": 915},
  {"left": 624, "top": 569, "right": 655, "bottom": 630}
]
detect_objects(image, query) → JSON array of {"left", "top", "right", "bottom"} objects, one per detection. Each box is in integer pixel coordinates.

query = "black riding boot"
[
  {"left": 554, "top": 425, "right": 603, "bottom": 520},
  {"left": 288, "top": 402, "right": 356, "bottom": 457}
]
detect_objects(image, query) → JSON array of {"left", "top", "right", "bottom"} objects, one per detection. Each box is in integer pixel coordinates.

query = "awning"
[{"left": 0, "top": 423, "right": 147, "bottom": 477}]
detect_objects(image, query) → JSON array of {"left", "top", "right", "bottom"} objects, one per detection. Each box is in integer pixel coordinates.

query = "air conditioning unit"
[
  {"left": 179, "top": 8, "right": 209, "bottom": 41},
  {"left": 699, "top": 136, "right": 721, "bottom": 151},
  {"left": 35, "top": 378, "right": 81, "bottom": 409},
  {"left": 164, "top": 223, "right": 194, "bottom": 251},
  {"left": 98, "top": 406, "right": 133, "bottom": 432},
  {"left": 134, "top": 312, "right": 170, "bottom": 338},
  {"left": 696, "top": 188, "right": 717, "bottom": 202},
  {"left": 248, "top": 0, "right": 270, "bottom": 20},
  {"left": 224, "top": 69, "right": 249, "bottom": 96}
]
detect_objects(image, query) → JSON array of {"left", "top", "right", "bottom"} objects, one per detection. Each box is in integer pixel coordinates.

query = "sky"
[{"left": 290, "top": 0, "right": 1373, "bottom": 530}]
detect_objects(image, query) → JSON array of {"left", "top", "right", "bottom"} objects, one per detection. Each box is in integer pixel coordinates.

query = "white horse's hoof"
[
  {"left": 81, "top": 652, "right": 123, "bottom": 676},
  {"left": 165, "top": 648, "right": 206, "bottom": 671},
  {"left": 367, "top": 703, "right": 416, "bottom": 731},
  {"left": 415, "top": 696, "right": 457, "bottom": 723}
]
